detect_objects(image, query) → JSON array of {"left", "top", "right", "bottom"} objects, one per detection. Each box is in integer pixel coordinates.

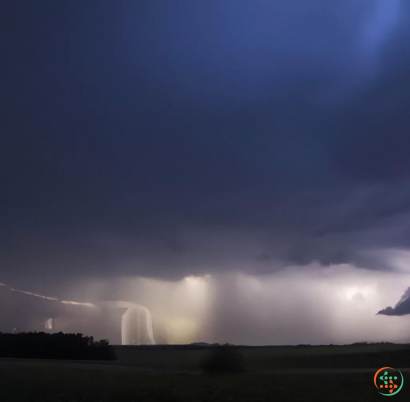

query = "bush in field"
[
  {"left": 0, "top": 332, "right": 116, "bottom": 360},
  {"left": 200, "top": 346, "right": 246, "bottom": 374}
]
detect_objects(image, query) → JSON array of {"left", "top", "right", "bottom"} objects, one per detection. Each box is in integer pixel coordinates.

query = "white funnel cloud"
[{"left": 98, "top": 301, "right": 155, "bottom": 345}]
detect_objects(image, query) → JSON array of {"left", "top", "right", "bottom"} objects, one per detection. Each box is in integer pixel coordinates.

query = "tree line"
[{"left": 0, "top": 332, "right": 116, "bottom": 360}]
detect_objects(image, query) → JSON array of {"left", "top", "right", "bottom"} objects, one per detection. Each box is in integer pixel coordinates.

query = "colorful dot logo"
[{"left": 374, "top": 367, "right": 403, "bottom": 396}]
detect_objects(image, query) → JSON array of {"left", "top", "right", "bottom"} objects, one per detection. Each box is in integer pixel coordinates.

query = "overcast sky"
[{"left": 1, "top": 1, "right": 410, "bottom": 344}]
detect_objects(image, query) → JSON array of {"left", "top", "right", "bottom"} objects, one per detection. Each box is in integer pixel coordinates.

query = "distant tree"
[{"left": 200, "top": 346, "right": 246, "bottom": 374}]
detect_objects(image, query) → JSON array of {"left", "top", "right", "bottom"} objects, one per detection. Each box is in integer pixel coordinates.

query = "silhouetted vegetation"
[
  {"left": 0, "top": 332, "right": 116, "bottom": 360},
  {"left": 200, "top": 346, "right": 247, "bottom": 374}
]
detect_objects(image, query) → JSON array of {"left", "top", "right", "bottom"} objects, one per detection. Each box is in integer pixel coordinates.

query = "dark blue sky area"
[{"left": 1, "top": 1, "right": 410, "bottom": 291}]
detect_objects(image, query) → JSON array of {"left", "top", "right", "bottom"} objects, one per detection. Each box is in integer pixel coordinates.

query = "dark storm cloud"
[
  {"left": 1, "top": 0, "right": 410, "bottom": 289},
  {"left": 378, "top": 288, "right": 410, "bottom": 316}
]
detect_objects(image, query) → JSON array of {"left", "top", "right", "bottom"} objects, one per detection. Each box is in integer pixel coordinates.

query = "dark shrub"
[{"left": 200, "top": 346, "right": 246, "bottom": 374}]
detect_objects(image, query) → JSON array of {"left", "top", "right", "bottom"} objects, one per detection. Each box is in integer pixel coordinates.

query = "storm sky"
[{"left": 2, "top": 1, "right": 410, "bottom": 344}]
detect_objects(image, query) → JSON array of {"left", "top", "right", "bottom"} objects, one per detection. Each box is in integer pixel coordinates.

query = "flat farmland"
[{"left": 1, "top": 344, "right": 410, "bottom": 401}]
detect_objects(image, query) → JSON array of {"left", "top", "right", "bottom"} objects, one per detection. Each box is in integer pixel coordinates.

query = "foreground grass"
[{"left": 1, "top": 359, "right": 409, "bottom": 402}]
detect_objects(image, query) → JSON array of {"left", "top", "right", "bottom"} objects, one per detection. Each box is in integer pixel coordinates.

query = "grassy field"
[
  {"left": 1, "top": 344, "right": 410, "bottom": 401},
  {"left": 113, "top": 343, "right": 410, "bottom": 372}
]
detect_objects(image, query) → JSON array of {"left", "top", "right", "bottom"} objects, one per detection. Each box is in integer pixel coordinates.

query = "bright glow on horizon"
[{"left": 163, "top": 317, "right": 200, "bottom": 344}]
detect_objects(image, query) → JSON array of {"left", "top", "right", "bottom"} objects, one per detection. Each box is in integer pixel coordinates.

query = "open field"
[
  {"left": 113, "top": 343, "right": 410, "bottom": 373},
  {"left": 1, "top": 344, "right": 410, "bottom": 401}
]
